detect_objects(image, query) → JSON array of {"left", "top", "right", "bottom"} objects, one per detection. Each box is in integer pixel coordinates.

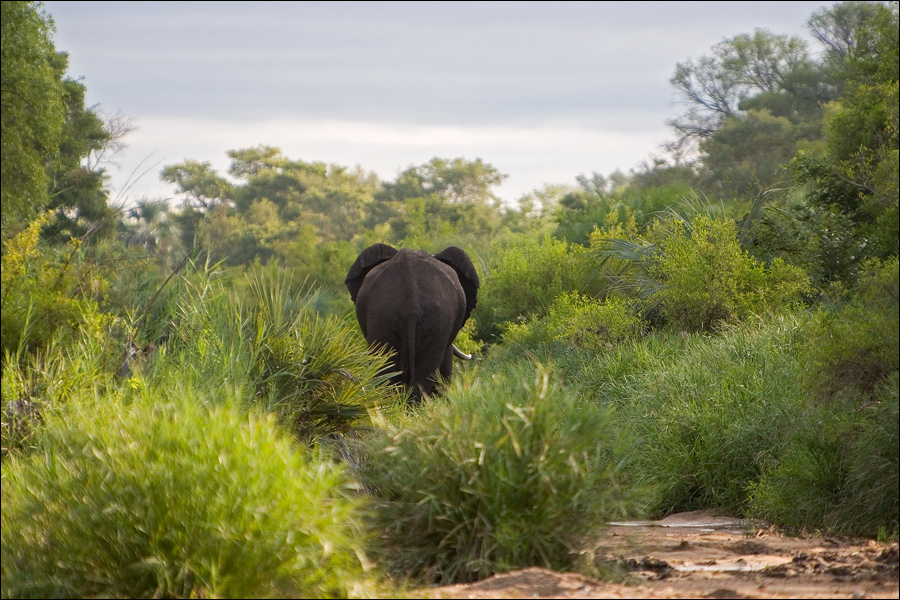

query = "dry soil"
[{"left": 419, "top": 510, "right": 899, "bottom": 599}]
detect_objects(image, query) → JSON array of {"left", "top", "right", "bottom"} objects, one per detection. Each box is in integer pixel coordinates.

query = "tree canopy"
[{"left": 1, "top": 0, "right": 65, "bottom": 239}]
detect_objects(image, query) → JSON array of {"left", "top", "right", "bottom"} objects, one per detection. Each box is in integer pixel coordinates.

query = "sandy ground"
[{"left": 419, "top": 510, "right": 899, "bottom": 599}]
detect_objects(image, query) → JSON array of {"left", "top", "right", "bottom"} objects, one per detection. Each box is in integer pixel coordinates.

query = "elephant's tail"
[{"left": 402, "top": 317, "right": 418, "bottom": 390}]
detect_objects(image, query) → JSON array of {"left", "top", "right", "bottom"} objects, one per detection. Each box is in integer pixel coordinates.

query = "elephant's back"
[{"left": 359, "top": 249, "right": 465, "bottom": 331}]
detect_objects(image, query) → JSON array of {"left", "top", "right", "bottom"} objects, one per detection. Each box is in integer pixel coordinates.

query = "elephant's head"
[{"left": 345, "top": 243, "right": 479, "bottom": 402}]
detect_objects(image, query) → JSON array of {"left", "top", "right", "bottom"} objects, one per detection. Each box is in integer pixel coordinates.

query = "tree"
[
  {"left": 161, "top": 159, "right": 234, "bottom": 211},
  {"left": 371, "top": 157, "right": 507, "bottom": 247},
  {"left": 804, "top": 0, "right": 898, "bottom": 260},
  {"left": 381, "top": 157, "right": 506, "bottom": 206},
  {"left": 699, "top": 108, "right": 824, "bottom": 197},
  {"left": 667, "top": 29, "right": 823, "bottom": 151},
  {"left": 1, "top": 1, "right": 65, "bottom": 239},
  {"left": 750, "top": 1, "right": 900, "bottom": 286},
  {"left": 43, "top": 54, "right": 115, "bottom": 242},
  {"left": 809, "top": 1, "right": 887, "bottom": 63}
]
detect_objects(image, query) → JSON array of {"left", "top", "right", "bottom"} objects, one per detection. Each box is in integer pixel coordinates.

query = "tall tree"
[
  {"left": 381, "top": 157, "right": 506, "bottom": 206},
  {"left": 1, "top": 0, "right": 65, "bottom": 239},
  {"left": 667, "top": 29, "right": 826, "bottom": 153},
  {"left": 43, "top": 53, "right": 115, "bottom": 242},
  {"left": 802, "top": 0, "right": 898, "bottom": 261},
  {"left": 372, "top": 157, "right": 507, "bottom": 245},
  {"left": 160, "top": 159, "right": 234, "bottom": 211},
  {"left": 808, "top": 0, "right": 887, "bottom": 62}
]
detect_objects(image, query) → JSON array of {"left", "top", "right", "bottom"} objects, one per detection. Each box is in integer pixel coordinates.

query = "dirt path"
[{"left": 421, "top": 510, "right": 899, "bottom": 599}]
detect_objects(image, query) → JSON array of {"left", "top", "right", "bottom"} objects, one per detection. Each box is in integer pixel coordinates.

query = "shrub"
[
  {"left": 750, "top": 258, "right": 899, "bottom": 538},
  {"left": 644, "top": 215, "right": 811, "bottom": 332},
  {"left": 1, "top": 212, "right": 113, "bottom": 358},
  {"left": 799, "top": 257, "right": 899, "bottom": 402},
  {"left": 474, "top": 234, "right": 593, "bottom": 341},
  {"left": 356, "top": 363, "right": 645, "bottom": 584},
  {"left": 595, "top": 316, "right": 806, "bottom": 516},
  {"left": 502, "top": 292, "right": 643, "bottom": 353},
  {"left": 2, "top": 304, "right": 120, "bottom": 456},
  {"left": 749, "top": 373, "right": 898, "bottom": 538},
  {"left": 1, "top": 392, "right": 375, "bottom": 599},
  {"left": 152, "top": 266, "right": 399, "bottom": 440},
  {"left": 243, "top": 268, "right": 401, "bottom": 437}
]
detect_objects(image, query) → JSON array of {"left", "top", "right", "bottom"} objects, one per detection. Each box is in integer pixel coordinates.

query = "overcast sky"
[{"left": 43, "top": 1, "right": 838, "bottom": 206}]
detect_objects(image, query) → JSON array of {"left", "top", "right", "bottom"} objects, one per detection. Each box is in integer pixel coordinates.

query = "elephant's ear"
[
  {"left": 435, "top": 246, "right": 480, "bottom": 320},
  {"left": 346, "top": 243, "right": 397, "bottom": 302}
]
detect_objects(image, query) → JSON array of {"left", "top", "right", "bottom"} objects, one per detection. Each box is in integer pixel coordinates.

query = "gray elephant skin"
[{"left": 345, "top": 243, "right": 479, "bottom": 403}]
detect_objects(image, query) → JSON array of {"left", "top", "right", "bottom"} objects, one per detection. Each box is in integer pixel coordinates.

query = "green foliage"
[
  {"left": 668, "top": 28, "right": 828, "bottom": 154},
  {"left": 1, "top": 2, "right": 114, "bottom": 243},
  {"left": 0, "top": 0, "right": 65, "bottom": 239},
  {"left": 43, "top": 57, "right": 114, "bottom": 242},
  {"left": 149, "top": 263, "right": 395, "bottom": 440},
  {"left": 241, "top": 266, "right": 399, "bottom": 439},
  {"left": 1, "top": 392, "right": 374, "bottom": 599},
  {"left": 788, "top": 2, "right": 899, "bottom": 277},
  {"left": 798, "top": 257, "right": 899, "bottom": 402},
  {"left": 2, "top": 306, "right": 117, "bottom": 456},
  {"left": 475, "top": 234, "right": 596, "bottom": 341},
  {"left": 161, "top": 158, "right": 235, "bottom": 210},
  {"left": 745, "top": 183, "right": 867, "bottom": 287},
  {"left": 118, "top": 199, "right": 186, "bottom": 271},
  {"left": 379, "top": 157, "right": 506, "bottom": 206},
  {"left": 1, "top": 212, "right": 113, "bottom": 358},
  {"left": 356, "top": 363, "right": 645, "bottom": 584},
  {"left": 588, "top": 316, "right": 807, "bottom": 516},
  {"left": 368, "top": 157, "right": 509, "bottom": 252},
  {"left": 502, "top": 292, "right": 643, "bottom": 353},
  {"left": 749, "top": 372, "right": 898, "bottom": 538},
  {"left": 644, "top": 215, "right": 812, "bottom": 332},
  {"left": 552, "top": 176, "right": 696, "bottom": 246},
  {"left": 699, "top": 108, "right": 823, "bottom": 197}
]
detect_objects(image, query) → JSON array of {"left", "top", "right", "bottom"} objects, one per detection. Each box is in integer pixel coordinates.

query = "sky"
[{"left": 42, "top": 1, "right": 839, "bottom": 207}]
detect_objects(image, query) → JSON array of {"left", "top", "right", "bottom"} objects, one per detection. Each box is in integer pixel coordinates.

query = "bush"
[
  {"left": 241, "top": 268, "right": 400, "bottom": 438},
  {"left": 1, "top": 392, "right": 375, "bottom": 599},
  {"left": 644, "top": 215, "right": 811, "bottom": 332},
  {"left": 750, "top": 258, "right": 899, "bottom": 538},
  {"left": 356, "top": 363, "right": 646, "bottom": 584},
  {"left": 749, "top": 373, "right": 898, "bottom": 538},
  {"left": 474, "top": 234, "right": 593, "bottom": 341},
  {"left": 799, "top": 257, "right": 899, "bottom": 402},
  {"left": 502, "top": 292, "right": 643, "bottom": 353},
  {"left": 591, "top": 316, "right": 806, "bottom": 516},
  {"left": 1, "top": 212, "right": 113, "bottom": 358},
  {"left": 151, "top": 265, "right": 399, "bottom": 440}
]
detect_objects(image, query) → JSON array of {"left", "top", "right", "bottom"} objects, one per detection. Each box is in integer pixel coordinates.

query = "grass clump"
[
  {"left": 1, "top": 390, "right": 375, "bottom": 599},
  {"left": 592, "top": 316, "right": 805, "bottom": 516},
  {"left": 356, "top": 363, "right": 645, "bottom": 585},
  {"left": 749, "top": 258, "right": 899, "bottom": 537},
  {"left": 748, "top": 374, "right": 899, "bottom": 538},
  {"left": 150, "top": 265, "right": 398, "bottom": 440},
  {"left": 242, "top": 268, "right": 399, "bottom": 439}
]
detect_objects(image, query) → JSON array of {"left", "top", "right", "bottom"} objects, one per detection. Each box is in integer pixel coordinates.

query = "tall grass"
[
  {"left": 748, "top": 374, "right": 899, "bottom": 538},
  {"left": 1, "top": 388, "right": 376, "bottom": 598},
  {"left": 242, "top": 268, "right": 401, "bottom": 439},
  {"left": 356, "top": 362, "right": 647, "bottom": 584},
  {"left": 749, "top": 258, "right": 899, "bottom": 537},
  {"left": 145, "top": 264, "right": 400, "bottom": 440},
  {"left": 563, "top": 315, "right": 807, "bottom": 516}
]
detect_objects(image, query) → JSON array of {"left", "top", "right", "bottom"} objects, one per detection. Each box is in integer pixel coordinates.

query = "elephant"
[{"left": 345, "top": 243, "right": 479, "bottom": 403}]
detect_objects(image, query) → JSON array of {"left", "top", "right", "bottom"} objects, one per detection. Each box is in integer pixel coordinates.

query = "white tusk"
[{"left": 452, "top": 343, "right": 472, "bottom": 360}]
